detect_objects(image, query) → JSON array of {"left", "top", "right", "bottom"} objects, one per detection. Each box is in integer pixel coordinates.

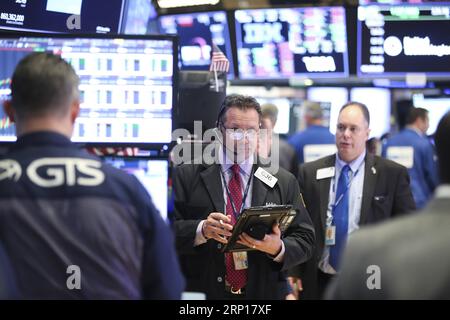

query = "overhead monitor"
[
  {"left": 257, "top": 97, "right": 291, "bottom": 134},
  {"left": 412, "top": 95, "right": 450, "bottom": 135},
  {"left": 357, "top": 3, "right": 450, "bottom": 77},
  {"left": 360, "top": 1, "right": 445, "bottom": 4},
  {"left": 122, "top": 0, "right": 158, "bottom": 34},
  {"left": 0, "top": 0, "right": 125, "bottom": 34},
  {"left": 234, "top": 6, "right": 349, "bottom": 79},
  {"left": 0, "top": 34, "right": 177, "bottom": 146},
  {"left": 102, "top": 156, "right": 169, "bottom": 221},
  {"left": 158, "top": 11, "right": 234, "bottom": 78}
]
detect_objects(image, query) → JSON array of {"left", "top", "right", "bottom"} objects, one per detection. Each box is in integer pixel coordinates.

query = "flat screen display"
[
  {"left": 357, "top": 3, "right": 450, "bottom": 77},
  {"left": 413, "top": 95, "right": 450, "bottom": 135},
  {"left": 257, "top": 97, "right": 291, "bottom": 134},
  {"left": 0, "top": 0, "right": 125, "bottom": 34},
  {"left": 0, "top": 34, "right": 177, "bottom": 145},
  {"left": 102, "top": 156, "right": 169, "bottom": 221},
  {"left": 158, "top": 11, "right": 234, "bottom": 78},
  {"left": 234, "top": 7, "right": 349, "bottom": 79}
]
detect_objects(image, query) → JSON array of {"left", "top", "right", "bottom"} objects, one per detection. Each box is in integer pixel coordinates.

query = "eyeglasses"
[{"left": 220, "top": 125, "right": 258, "bottom": 141}]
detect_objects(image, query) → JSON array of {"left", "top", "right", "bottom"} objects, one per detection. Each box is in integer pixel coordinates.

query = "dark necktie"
[
  {"left": 225, "top": 164, "right": 247, "bottom": 291},
  {"left": 329, "top": 165, "right": 350, "bottom": 271}
]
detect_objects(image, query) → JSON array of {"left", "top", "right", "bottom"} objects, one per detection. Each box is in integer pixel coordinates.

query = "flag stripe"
[{"left": 210, "top": 44, "right": 230, "bottom": 72}]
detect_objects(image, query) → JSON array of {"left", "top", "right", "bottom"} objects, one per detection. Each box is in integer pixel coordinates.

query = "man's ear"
[
  {"left": 70, "top": 99, "right": 80, "bottom": 124},
  {"left": 3, "top": 100, "right": 15, "bottom": 123}
]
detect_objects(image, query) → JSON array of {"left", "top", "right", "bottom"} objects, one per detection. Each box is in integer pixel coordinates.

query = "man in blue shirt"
[
  {"left": 288, "top": 101, "right": 335, "bottom": 163},
  {"left": 0, "top": 52, "right": 184, "bottom": 299},
  {"left": 383, "top": 107, "right": 438, "bottom": 209}
]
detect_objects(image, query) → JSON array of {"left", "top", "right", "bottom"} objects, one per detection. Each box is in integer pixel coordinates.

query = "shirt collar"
[
  {"left": 11, "top": 131, "right": 73, "bottom": 150},
  {"left": 336, "top": 150, "right": 366, "bottom": 173},
  {"left": 435, "top": 185, "right": 450, "bottom": 199},
  {"left": 219, "top": 146, "right": 254, "bottom": 177},
  {"left": 406, "top": 126, "right": 424, "bottom": 137}
]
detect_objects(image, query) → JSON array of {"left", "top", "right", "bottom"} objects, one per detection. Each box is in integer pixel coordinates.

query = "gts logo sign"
[{"left": 0, "top": 158, "right": 105, "bottom": 187}]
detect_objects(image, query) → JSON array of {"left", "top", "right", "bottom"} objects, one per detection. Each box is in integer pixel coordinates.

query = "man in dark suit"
[
  {"left": 173, "top": 94, "right": 315, "bottom": 299},
  {"left": 289, "top": 102, "right": 415, "bottom": 299},
  {"left": 327, "top": 112, "right": 450, "bottom": 299}
]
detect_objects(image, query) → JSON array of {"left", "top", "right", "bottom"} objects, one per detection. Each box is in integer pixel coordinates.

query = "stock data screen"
[
  {"left": 234, "top": 7, "right": 349, "bottom": 79},
  {"left": 0, "top": 35, "right": 176, "bottom": 145},
  {"left": 102, "top": 157, "right": 169, "bottom": 221},
  {"left": 0, "top": 0, "right": 125, "bottom": 34},
  {"left": 158, "top": 11, "right": 234, "bottom": 77},
  {"left": 357, "top": 4, "right": 450, "bottom": 76}
]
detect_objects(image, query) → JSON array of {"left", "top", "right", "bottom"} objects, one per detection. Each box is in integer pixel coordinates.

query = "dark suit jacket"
[
  {"left": 173, "top": 160, "right": 315, "bottom": 300},
  {"left": 290, "top": 153, "right": 416, "bottom": 299},
  {"left": 278, "top": 139, "right": 299, "bottom": 179},
  {"left": 326, "top": 196, "right": 450, "bottom": 299}
]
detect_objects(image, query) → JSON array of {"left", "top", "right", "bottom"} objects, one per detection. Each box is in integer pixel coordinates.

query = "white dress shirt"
[
  {"left": 319, "top": 151, "right": 366, "bottom": 274},
  {"left": 194, "top": 149, "right": 285, "bottom": 261}
]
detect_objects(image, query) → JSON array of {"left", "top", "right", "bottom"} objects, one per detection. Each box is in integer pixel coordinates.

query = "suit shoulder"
[
  {"left": 272, "top": 166, "right": 296, "bottom": 184},
  {"left": 374, "top": 155, "right": 408, "bottom": 172},
  {"left": 300, "top": 154, "right": 335, "bottom": 172}
]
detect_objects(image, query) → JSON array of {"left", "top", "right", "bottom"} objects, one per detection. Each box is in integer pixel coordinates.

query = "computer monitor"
[
  {"left": 350, "top": 87, "right": 391, "bottom": 138},
  {"left": 257, "top": 97, "right": 291, "bottom": 135},
  {"left": 357, "top": 3, "right": 450, "bottom": 77},
  {"left": 102, "top": 156, "right": 169, "bottom": 221},
  {"left": 412, "top": 95, "right": 450, "bottom": 135},
  {"left": 158, "top": 11, "right": 234, "bottom": 78},
  {"left": 234, "top": 6, "right": 349, "bottom": 79},
  {"left": 0, "top": 33, "right": 177, "bottom": 146},
  {"left": 0, "top": 0, "right": 125, "bottom": 34},
  {"left": 307, "top": 87, "right": 349, "bottom": 134},
  {"left": 121, "top": 0, "right": 158, "bottom": 34}
]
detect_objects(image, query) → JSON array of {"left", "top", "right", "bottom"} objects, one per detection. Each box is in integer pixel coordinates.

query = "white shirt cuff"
[
  {"left": 194, "top": 220, "right": 208, "bottom": 246},
  {"left": 272, "top": 240, "right": 285, "bottom": 262}
]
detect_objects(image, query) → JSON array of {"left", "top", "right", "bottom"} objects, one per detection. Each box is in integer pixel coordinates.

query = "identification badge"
[
  {"left": 316, "top": 167, "right": 335, "bottom": 180},
  {"left": 233, "top": 251, "right": 248, "bottom": 270},
  {"left": 386, "top": 146, "right": 414, "bottom": 169},
  {"left": 325, "top": 226, "right": 336, "bottom": 246},
  {"left": 254, "top": 167, "right": 278, "bottom": 188}
]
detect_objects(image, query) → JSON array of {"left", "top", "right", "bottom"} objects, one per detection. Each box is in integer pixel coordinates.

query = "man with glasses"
[
  {"left": 173, "top": 94, "right": 315, "bottom": 299},
  {"left": 289, "top": 102, "right": 415, "bottom": 299}
]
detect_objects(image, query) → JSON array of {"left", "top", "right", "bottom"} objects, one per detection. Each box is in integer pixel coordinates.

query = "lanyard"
[
  {"left": 333, "top": 168, "right": 359, "bottom": 209},
  {"left": 328, "top": 162, "right": 364, "bottom": 226},
  {"left": 220, "top": 166, "right": 253, "bottom": 218}
]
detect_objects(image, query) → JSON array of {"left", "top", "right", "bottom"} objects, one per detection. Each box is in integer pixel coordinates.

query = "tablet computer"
[{"left": 222, "top": 205, "right": 296, "bottom": 253}]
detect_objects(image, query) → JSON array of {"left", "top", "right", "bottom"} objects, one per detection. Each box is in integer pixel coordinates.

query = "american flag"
[{"left": 209, "top": 43, "right": 230, "bottom": 73}]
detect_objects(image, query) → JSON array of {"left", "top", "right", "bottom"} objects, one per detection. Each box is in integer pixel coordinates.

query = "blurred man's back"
[{"left": 0, "top": 52, "right": 184, "bottom": 299}]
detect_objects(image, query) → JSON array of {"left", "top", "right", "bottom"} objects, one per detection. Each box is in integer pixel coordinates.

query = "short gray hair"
[
  {"left": 304, "top": 101, "right": 323, "bottom": 120},
  {"left": 10, "top": 52, "right": 79, "bottom": 119}
]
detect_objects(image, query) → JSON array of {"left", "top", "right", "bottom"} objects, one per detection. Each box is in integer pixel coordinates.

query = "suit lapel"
[
  {"left": 318, "top": 155, "right": 335, "bottom": 231},
  {"left": 360, "top": 154, "right": 377, "bottom": 225},
  {"left": 200, "top": 164, "right": 225, "bottom": 212},
  {"left": 251, "top": 163, "right": 270, "bottom": 206}
]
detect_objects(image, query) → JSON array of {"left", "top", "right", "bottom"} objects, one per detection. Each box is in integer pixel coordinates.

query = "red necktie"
[{"left": 225, "top": 164, "right": 247, "bottom": 291}]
